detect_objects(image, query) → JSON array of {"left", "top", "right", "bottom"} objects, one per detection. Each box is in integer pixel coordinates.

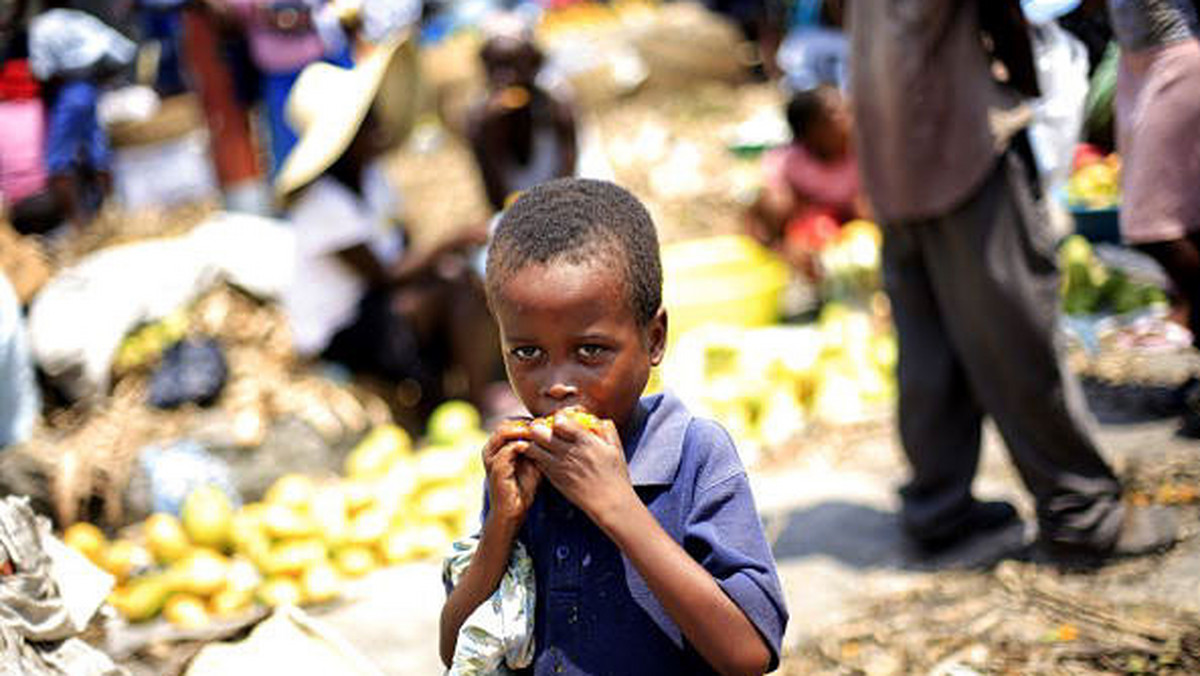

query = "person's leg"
[
  {"left": 882, "top": 217, "right": 995, "bottom": 544},
  {"left": 920, "top": 141, "right": 1124, "bottom": 551},
  {"left": 44, "top": 80, "right": 93, "bottom": 228}
]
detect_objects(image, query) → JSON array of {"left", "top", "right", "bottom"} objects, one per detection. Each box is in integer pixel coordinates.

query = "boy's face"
[{"left": 491, "top": 257, "right": 666, "bottom": 430}]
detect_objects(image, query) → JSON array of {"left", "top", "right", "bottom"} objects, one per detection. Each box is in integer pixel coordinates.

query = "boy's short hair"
[{"left": 486, "top": 178, "right": 662, "bottom": 326}]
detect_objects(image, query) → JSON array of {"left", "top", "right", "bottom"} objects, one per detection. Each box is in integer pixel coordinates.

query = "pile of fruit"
[
  {"left": 1059, "top": 235, "right": 1167, "bottom": 316},
  {"left": 61, "top": 401, "right": 488, "bottom": 628},
  {"left": 665, "top": 298, "right": 896, "bottom": 456},
  {"left": 818, "top": 220, "right": 883, "bottom": 302},
  {"left": 1066, "top": 145, "right": 1121, "bottom": 210}
]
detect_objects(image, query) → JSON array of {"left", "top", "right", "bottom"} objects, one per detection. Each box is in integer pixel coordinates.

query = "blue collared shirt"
[{"left": 481, "top": 391, "right": 788, "bottom": 675}]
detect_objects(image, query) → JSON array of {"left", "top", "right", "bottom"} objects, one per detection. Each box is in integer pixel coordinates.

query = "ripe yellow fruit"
[
  {"left": 168, "top": 549, "right": 230, "bottom": 596},
  {"left": 108, "top": 574, "right": 173, "bottom": 622},
  {"left": 310, "top": 486, "right": 349, "bottom": 548},
  {"left": 263, "top": 539, "right": 328, "bottom": 576},
  {"left": 341, "top": 478, "right": 377, "bottom": 514},
  {"left": 425, "top": 401, "right": 482, "bottom": 445},
  {"left": 63, "top": 522, "right": 107, "bottom": 565},
  {"left": 100, "top": 540, "right": 154, "bottom": 582},
  {"left": 333, "top": 546, "right": 378, "bottom": 578},
  {"left": 408, "top": 523, "right": 453, "bottom": 560},
  {"left": 265, "top": 474, "right": 316, "bottom": 510},
  {"left": 379, "top": 527, "right": 415, "bottom": 565},
  {"left": 181, "top": 485, "right": 234, "bottom": 551},
  {"left": 261, "top": 503, "right": 317, "bottom": 539},
  {"left": 347, "top": 506, "right": 390, "bottom": 546},
  {"left": 345, "top": 424, "right": 412, "bottom": 478},
  {"left": 257, "top": 577, "right": 303, "bottom": 608},
  {"left": 300, "top": 562, "right": 342, "bottom": 604},
  {"left": 164, "top": 594, "right": 210, "bottom": 629},
  {"left": 209, "top": 587, "right": 254, "bottom": 619},
  {"left": 144, "top": 513, "right": 190, "bottom": 565}
]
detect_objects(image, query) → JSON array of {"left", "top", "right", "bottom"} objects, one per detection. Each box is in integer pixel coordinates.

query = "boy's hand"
[
  {"left": 483, "top": 420, "right": 542, "bottom": 528},
  {"left": 525, "top": 415, "right": 637, "bottom": 524}
]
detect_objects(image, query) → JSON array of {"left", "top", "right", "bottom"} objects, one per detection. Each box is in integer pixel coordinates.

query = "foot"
[
  {"left": 908, "top": 500, "right": 1021, "bottom": 554},
  {"left": 1035, "top": 504, "right": 1180, "bottom": 570}
]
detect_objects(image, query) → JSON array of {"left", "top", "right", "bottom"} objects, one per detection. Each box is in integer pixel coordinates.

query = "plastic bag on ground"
[{"left": 0, "top": 496, "right": 127, "bottom": 676}]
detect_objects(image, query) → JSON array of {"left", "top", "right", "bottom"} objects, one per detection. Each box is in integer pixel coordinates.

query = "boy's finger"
[
  {"left": 599, "top": 419, "right": 621, "bottom": 448},
  {"left": 483, "top": 420, "right": 535, "bottom": 458},
  {"left": 528, "top": 422, "right": 573, "bottom": 455},
  {"left": 521, "top": 443, "right": 558, "bottom": 470}
]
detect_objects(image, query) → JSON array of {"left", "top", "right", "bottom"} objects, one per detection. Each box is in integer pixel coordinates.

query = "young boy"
[{"left": 440, "top": 179, "right": 788, "bottom": 675}]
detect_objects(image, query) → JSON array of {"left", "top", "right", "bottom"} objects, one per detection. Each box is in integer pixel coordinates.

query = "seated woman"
[
  {"left": 466, "top": 15, "right": 577, "bottom": 212},
  {"left": 748, "top": 85, "right": 867, "bottom": 273},
  {"left": 276, "top": 41, "right": 500, "bottom": 430}
]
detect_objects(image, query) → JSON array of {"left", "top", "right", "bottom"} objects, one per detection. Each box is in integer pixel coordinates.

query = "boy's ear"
[{"left": 647, "top": 307, "right": 667, "bottom": 367}]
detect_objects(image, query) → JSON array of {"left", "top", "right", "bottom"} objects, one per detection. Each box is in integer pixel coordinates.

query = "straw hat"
[{"left": 275, "top": 33, "right": 420, "bottom": 200}]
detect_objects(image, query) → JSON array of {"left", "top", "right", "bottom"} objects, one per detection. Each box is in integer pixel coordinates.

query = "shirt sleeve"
[
  {"left": 682, "top": 419, "right": 789, "bottom": 671},
  {"left": 288, "top": 179, "right": 378, "bottom": 256}
]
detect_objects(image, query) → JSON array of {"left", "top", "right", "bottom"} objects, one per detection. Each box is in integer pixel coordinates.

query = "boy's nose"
[{"left": 544, "top": 381, "right": 578, "bottom": 403}]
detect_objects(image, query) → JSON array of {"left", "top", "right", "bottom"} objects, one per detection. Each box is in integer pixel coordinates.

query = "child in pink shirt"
[{"left": 748, "top": 86, "right": 867, "bottom": 272}]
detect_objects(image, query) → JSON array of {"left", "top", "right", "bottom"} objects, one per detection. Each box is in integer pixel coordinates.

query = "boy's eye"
[
  {"left": 510, "top": 346, "right": 541, "bottom": 361},
  {"left": 577, "top": 344, "right": 607, "bottom": 360}
]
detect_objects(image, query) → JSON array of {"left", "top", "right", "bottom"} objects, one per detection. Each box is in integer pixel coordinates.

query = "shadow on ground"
[{"left": 769, "top": 500, "right": 1028, "bottom": 573}]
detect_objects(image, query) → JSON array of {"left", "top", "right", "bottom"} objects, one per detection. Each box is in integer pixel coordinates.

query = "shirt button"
[{"left": 555, "top": 545, "right": 570, "bottom": 561}]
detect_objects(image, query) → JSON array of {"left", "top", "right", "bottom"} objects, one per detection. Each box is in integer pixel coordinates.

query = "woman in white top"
[{"left": 277, "top": 40, "right": 499, "bottom": 426}]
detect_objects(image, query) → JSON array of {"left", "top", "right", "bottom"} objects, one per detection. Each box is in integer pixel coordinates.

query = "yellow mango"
[
  {"left": 63, "top": 522, "right": 107, "bottom": 565},
  {"left": 347, "top": 506, "right": 391, "bottom": 546},
  {"left": 300, "top": 562, "right": 342, "bottom": 604},
  {"left": 261, "top": 503, "right": 317, "bottom": 539},
  {"left": 108, "top": 573, "right": 173, "bottom": 622},
  {"left": 100, "top": 540, "right": 154, "bottom": 582},
  {"left": 144, "top": 513, "right": 190, "bottom": 565},
  {"left": 163, "top": 593, "right": 210, "bottom": 629},
  {"left": 345, "top": 424, "right": 412, "bottom": 478},
  {"left": 265, "top": 474, "right": 316, "bottom": 510},
  {"left": 263, "top": 539, "right": 328, "bottom": 576},
  {"left": 209, "top": 587, "right": 254, "bottom": 619},
  {"left": 168, "top": 549, "right": 230, "bottom": 596},
  {"left": 310, "top": 486, "right": 349, "bottom": 548},
  {"left": 181, "top": 485, "right": 234, "bottom": 551},
  {"left": 257, "top": 577, "right": 303, "bottom": 608},
  {"left": 333, "top": 546, "right": 378, "bottom": 578}
]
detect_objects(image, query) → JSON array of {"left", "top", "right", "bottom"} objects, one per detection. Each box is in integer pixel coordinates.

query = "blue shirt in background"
[{"left": 481, "top": 391, "right": 788, "bottom": 675}]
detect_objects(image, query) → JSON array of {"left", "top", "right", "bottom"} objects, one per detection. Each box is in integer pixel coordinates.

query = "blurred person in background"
[
  {"left": 276, "top": 39, "right": 501, "bottom": 431},
  {"left": 746, "top": 85, "right": 866, "bottom": 276},
  {"left": 205, "top": 0, "right": 354, "bottom": 176},
  {"left": 849, "top": 0, "right": 1178, "bottom": 564},
  {"left": 0, "top": 4, "right": 63, "bottom": 234},
  {"left": 179, "top": 0, "right": 273, "bottom": 214},
  {"left": 132, "top": 0, "right": 189, "bottom": 96},
  {"left": 27, "top": 0, "right": 136, "bottom": 230},
  {"left": 467, "top": 14, "right": 577, "bottom": 213},
  {"left": 1107, "top": 0, "right": 1200, "bottom": 434}
]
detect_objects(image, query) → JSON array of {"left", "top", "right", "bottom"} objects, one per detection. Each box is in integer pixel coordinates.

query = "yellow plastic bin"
[{"left": 661, "top": 235, "right": 788, "bottom": 346}]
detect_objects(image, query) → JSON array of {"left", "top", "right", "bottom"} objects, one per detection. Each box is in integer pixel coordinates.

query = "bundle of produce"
[
  {"left": 62, "top": 401, "right": 489, "bottom": 628},
  {"left": 1059, "top": 235, "right": 1166, "bottom": 316},
  {"left": 1066, "top": 145, "right": 1120, "bottom": 210}
]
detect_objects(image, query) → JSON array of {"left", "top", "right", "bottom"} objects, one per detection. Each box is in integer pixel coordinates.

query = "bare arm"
[
  {"left": 439, "top": 511, "right": 521, "bottom": 666},
  {"left": 526, "top": 419, "right": 771, "bottom": 676},
  {"left": 440, "top": 423, "right": 542, "bottom": 666}
]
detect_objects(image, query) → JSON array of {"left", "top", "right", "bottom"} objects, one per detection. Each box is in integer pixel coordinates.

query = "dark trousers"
[{"left": 882, "top": 139, "right": 1124, "bottom": 549}]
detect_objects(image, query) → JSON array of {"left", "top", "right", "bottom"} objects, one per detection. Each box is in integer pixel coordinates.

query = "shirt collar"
[{"left": 623, "top": 391, "right": 691, "bottom": 486}]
